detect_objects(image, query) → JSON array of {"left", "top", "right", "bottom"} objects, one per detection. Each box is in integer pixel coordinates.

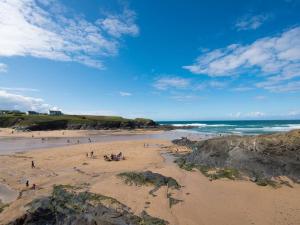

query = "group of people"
[
  {"left": 26, "top": 161, "right": 37, "bottom": 190},
  {"left": 86, "top": 151, "right": 94, "bottom": 158},
  {"left": 104, "top": 152, "right": 125, "bottom": 161}
]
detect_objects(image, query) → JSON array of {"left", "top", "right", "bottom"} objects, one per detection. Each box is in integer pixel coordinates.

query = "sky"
[{"left": 0, "top": 0, "right": 300, "bottom": 121}]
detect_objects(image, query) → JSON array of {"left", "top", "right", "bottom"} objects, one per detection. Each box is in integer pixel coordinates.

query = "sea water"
[{"left": 159, "top": 120, "right": 300, "bottom": 135}]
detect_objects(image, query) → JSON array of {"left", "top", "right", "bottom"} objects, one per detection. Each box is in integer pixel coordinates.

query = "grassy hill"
[{"left": 0, "top": 114, "right": 158, "bottom": 131}]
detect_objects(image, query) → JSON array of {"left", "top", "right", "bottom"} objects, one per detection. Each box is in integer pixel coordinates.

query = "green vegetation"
[
  {"left": 255, "top": 178, "right": 278, "bottom": 187},
  {"left": 118, "top": 171, "right": 182, "bottom": 208},
  {"left": 0, "top": 200, "right": 9, "bottom": 213},
  {"left": 18, "top": 185, "right": 168, "bottom": 225},
  {"left": 176, "top": 157, "right": 283, "bottom": 187},
  {"left": 0, "top": 113, "right": 157, "bottom": 130},
  {"left": 175, "top": 158, "right": 240, "bottom": 180}
]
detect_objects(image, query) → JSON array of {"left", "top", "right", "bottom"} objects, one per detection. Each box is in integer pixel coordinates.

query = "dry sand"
[{"left": 0, "top": 136, "right": 299, "bottom": 225}]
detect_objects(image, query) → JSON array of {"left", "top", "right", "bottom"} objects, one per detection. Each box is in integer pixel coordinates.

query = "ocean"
[{"left": 158, "top": 120, "right": 300, "bottom": 135}]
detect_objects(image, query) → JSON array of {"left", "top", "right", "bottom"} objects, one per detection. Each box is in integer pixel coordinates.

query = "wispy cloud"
[
  {"left": 235, "top": 14, "right": 270, "bottom": 31},
  {"left": 184, "top": 27, "right": 300, "bottom": 92},
  {"left": 170, "top": 94, "right": 200, "bottom": 102},
  {"left": 119, "top": 91, "right": 132, "bottom": 96},
  {"left": 229, "top": 111, "right": 266, "bottom": 118},
  {"left": 0, "top": 63, "right": 7, "bottom": 72},
  {"left": 154, "top": 77, "right": 190, "bottom": 90},
  {"left": 100, "top": 9, "right": 139, "bottom": 38},
  {"left": 232, "top": 86, "right": 254, "bottom": 92},
  {"left": 257, "top": 80, "right": 300, "bottom": 92},
  {"left": 0, "top": 90, "right": 55, "bottom": 112},
  {"left": 0, "top": 87, "right": 39, "bottom": 92},
  {"left": 255, "top": 95, "right": 267, "bottom": 100},
  {"left": 0, "top": 0, "right": 138, "bottom": 69}
]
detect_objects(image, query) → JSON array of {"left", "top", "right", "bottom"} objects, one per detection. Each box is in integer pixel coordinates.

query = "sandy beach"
[{"left": 0, "top": 130, "right": 300, "bottom": 225}]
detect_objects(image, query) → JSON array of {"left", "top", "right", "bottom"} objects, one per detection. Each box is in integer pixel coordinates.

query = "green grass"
[{"left": 0, "top": 114, "right": 156, "bottom": 130}]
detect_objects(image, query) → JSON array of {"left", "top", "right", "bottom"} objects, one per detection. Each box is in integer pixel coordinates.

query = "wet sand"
[
  {"left": 0, "top": 137, "right": 300, "bottom": 225},
  {"left": 0, "top": 128, "right": 206, "bottom": 154}
]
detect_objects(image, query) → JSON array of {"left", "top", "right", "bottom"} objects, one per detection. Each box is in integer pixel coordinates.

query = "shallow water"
[
  {"left": 0, "top": 130, "right": 206, "bottom": 154},
  {"left": 0, "top": 183, "right": 18, "bottom": 203}
]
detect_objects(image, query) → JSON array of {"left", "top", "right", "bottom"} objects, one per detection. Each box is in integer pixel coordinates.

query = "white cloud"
[
  {"left": 232, "top": 86, "right": 254, "bottom": 92},
  {"left": 246, "top": 111, "right": 265, "bottom": 117},
  {"left": 0, "top": 0, "right": 138, "bottom": 69},
  {"left": 184, "top": 27, "right": 300, "bottom": 92},
  {"left": 0, "top": 87, "right": 39, "bottom": 92},
  {"left": 208, "top": 81, "right": 227, "bottom": 89},
  {"left": 170, "top": 94, "right": 200, "bottom": 102},
  {"left": 257, "top": 80, "right": 300, "bottom": 92},
  {"left": 235, "top": 14, "right": 270, "bottom": 31},
  {"left": 67, "top": 109, "right": 117, "bottom": 116},
  {"left": 0, "top": 63, "right": 7, "bottom": 72},
  {"left": 119, "top": 91, "right": 132, "bottom": 96},
  {"left": 0, "top": 90, "right": 55, "bottom": 112},
  {"left": 100, "top": 9, "right": 139, "bottom": 38},
  {"left": 229, "top": 111, "right": 265, "bottom": 118},
  {"left": 154, "top": 77, "right": 190, "bottom": 90},
  {"left": 255, "top": 95, "right": 266, "bottom": 100}
]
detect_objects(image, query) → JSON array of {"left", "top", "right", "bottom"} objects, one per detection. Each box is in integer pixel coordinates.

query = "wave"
[
  {"left": 170, "top": 123, "right": 235, "bottom": 127},
  {"left": 171, "top": 123, "right": 207, "bottom": 127},
  {"left": 235, "top": 124, "right": 300, "bottom": 132}
]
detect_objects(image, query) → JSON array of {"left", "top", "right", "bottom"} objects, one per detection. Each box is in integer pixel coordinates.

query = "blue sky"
[{"left": 0, "top": 0, "right": 300, "bottom": 120}]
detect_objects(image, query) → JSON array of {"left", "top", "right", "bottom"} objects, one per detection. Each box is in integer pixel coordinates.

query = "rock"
[
  {"left": 7, "top": 185, "right": 168, "bottom": 225},
  {"left": 172, "top": 137, "right": 196, "bottom": 147},
  {"left": 174, "top": 130, "right": 300, "bottom": 182}
]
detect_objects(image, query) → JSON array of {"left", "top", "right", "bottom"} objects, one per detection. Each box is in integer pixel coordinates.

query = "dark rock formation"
[
  {"left": 7, "top": 185, "right": 168, "bottom": 225},
  {"left": 172, "top": 137, "right": 196, "bottom": 146},
  {"left": 173, "top": 130, "right": 300, "bottom": 181},
  {"left": 118, "top": 171, "right": 181, "bottom": 190}
]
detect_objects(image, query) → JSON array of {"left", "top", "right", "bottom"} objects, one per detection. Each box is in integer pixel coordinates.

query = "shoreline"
[{"left": 0, "top": 128, "right": 207, "bottom": 154}]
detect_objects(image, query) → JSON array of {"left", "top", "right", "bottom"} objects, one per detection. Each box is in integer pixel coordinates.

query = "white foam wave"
[
  {"left": 171, "top": 123, "right": 207, "bottom": 127},
  {"left": 170, "top": 123, "right": 234, "bottom": 127},
  {"left": 235, "top": 124, "right": 300, "bottom": 132}
]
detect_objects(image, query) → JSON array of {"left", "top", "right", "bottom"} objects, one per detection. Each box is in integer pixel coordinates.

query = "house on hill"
[{"left": 49, "top": 110, "right": 63, "bottom": 116}]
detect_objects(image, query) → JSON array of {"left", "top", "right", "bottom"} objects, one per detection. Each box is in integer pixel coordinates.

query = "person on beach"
[
  {"left": 31, "top": 161, "right": 35, "bottom": 168},
  {"left": 91, "top": 151, "right": 94, "bottom": 158},
  {"left": 26, "top": 180, "right": 29, "bottom": 187},
  {"left": 117, "top": 152, "right": 122, "bottom": 158},
  {"left": 32, "top": 184, "right": 36, "bottom": 190},
  {"left": 88, "top": 138, "right": 92, "bottom": 143},
  {"left": 104, "top": 155, "right": 111, "bottom": 161},
  {"left": 86, "top": 153, "right": 88, "bottom": 157}
]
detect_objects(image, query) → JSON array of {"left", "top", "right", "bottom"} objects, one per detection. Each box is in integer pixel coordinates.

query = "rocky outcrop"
[
  {"left": 7, "top": 185, "right": 168, "bottom": 225},
  {"left": 172, "top": 137, "right": 196, "bottom": 146},
  {"left": 173, "top": 130, "right": 300, "bottom": 182}
]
